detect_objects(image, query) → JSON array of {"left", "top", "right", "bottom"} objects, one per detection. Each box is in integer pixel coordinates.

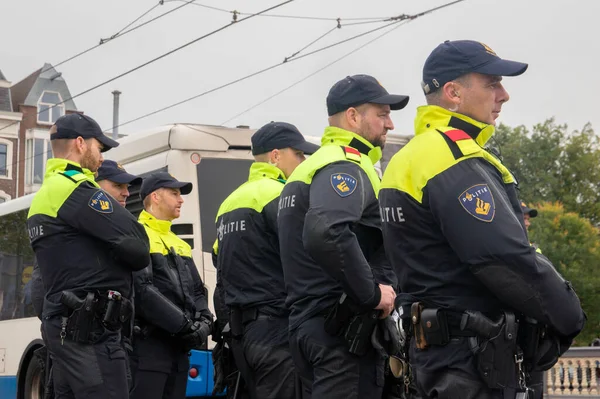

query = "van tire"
[{"left": 23, "top": 357, "right": 45, "bottom": 399}]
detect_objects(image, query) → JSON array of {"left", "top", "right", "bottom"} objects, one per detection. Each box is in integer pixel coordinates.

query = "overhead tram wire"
[
  {"left": 282, "top": 12, "right": 413, "bottom": 64},
  {"left": 106, "top": 1, "right": 162, "bottom": 41},
  {"left": 105, "top": 0, "right": 466, "bottom": 133},
  {"left": 0, "top": 0, "right": 200, "bottom": 135},
  {"left": 104, "top": 20, "right": 405, "bottom": 132},
  {"left": 220, "top": 0, "right": 472, "bottom": 123},
  {"left": 284, "top": 25, "right": 340, "bottom": 63},
  {"left": 166, "top": 0, "right": 389, "bottom": 22},
  {"left": 47, "top": 0, "right": 198, "bottom": 73},
  {"left": 8, "top": 0, "right": 463, "bottom": 171},
  {"left": 222, "top": 20, "right": 412, "bottom": 125},
  {"left": 0, "top": 0, "right": 294, "bottom": 137}
]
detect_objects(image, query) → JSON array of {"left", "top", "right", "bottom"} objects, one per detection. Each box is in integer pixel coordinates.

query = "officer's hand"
[
  {"left": 375, "top": 284, "right": 396, "bottom": 318},
  {"left": 181, "top": 319, "right": 211, "bottom": 350}
]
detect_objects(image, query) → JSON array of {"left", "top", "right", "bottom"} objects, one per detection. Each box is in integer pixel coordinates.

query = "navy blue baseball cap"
[
  {"left": 520, "top": 201, "right": 538, "bottom": 218},
  {"left": 422, "top": 40, "right": 528, "bottom": 94},
  {"left": 251, "top": 122, "right": 319, "bottom": 156},
  {"left": 140, "top": 172, "right": 192, "bottom": 200},
  {"left": 96, "top": 160, "right": 142, "bottom": 185},
  {"left": 50, "top": 113, "right": 119, "bottom": 152},
  {"left": 326, "top": 74, "right": 409, "bottom": 116}
]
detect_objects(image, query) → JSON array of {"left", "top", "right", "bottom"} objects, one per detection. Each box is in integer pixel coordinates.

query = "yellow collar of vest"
[
  {"left": 414, "top": 105, "right": 495, "bottom": 147},
  {"left": 45, "top": 158, "right": 96, "bottom": 181},
  {"left": 321, "top": 126, "right": 382, "bottom": 164},
  {"left": 139, "top": 210, "right": 172, "bottom": 234},
  {"left": 249, "top": 162, "right": 286, "bottom": 182}
]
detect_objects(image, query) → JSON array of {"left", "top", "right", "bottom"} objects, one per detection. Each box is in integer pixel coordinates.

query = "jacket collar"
[
  {"left": 322, "top": 126, "right": 382, "bottom": 164},
  {"left": 248, "top": 162, "right": 286, "bottom": 182},
  {"left": 414, "top": 105, "right": 495, "bottom": 147},
  {"left": 44, "top": 158, "right": 96, "bottom": 181},
  {"left": 139, "top": 210, "right": 172, "bottom": 235}
]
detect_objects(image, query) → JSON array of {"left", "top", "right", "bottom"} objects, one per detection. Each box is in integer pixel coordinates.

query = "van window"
[
  {"left": 196, "top": 158, "right": 253, "bottom": 252},
  {"left": 0, "top": 208, "right": 36, "bottom": 320}
]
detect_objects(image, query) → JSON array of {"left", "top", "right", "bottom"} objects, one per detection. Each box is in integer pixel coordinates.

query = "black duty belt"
[{"left": 443, "top": 310, "right": 477, "bottom": 337}]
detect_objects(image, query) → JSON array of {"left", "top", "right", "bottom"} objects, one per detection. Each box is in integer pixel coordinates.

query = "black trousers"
[
  {"left": 129, "top": 333, "right": 188, "bottom": 399},
  {"left": 231, "top": 314, "right": 296, "bottom": 399},
  {"left": 42, "top": 317, "right": 129, "bottom": 399},
  {"left": 290, "top": 315, "right": 384, "bottom": 399},
  {"left": 413, "top": 368, "right": 503, "bottom": 399},
  {"left": 528, "top": 371, "right": 544, "bottom": 399},
  {"left": 409, "top": 337, "right": 545, "bottom": 399}
]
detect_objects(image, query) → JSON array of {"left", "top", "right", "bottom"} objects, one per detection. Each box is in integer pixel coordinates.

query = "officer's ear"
[
  {"left": 74, "top": 136, "right": 87, "bottom": 153},
  {"left": 442, "top": 82, "right": 461, "bottom": 107},
  {"left": 345, "top": 106, "right": 362, "bottom": 129},
  {"left": 270, "top": 149, "right": 281, "bottom": 164}
]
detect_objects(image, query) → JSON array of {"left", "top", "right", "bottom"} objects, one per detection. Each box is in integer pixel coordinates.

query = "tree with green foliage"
[
  {"left": 492, "top": 119, "right": 600, "bottom": 223},
  {"left": 528, "top": 202, "right": 600, "bottom": 346}
]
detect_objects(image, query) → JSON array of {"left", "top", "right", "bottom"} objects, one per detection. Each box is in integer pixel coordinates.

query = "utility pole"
[{"left": 111, "top": 90, "right": 121, "bottom": 140}]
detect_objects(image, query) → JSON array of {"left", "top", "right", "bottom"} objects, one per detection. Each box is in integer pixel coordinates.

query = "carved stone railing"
[{"left": 545, "top": 347, "right": 600, "bottom": 397}]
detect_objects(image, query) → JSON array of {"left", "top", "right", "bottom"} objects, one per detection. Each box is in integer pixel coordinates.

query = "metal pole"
[{"left": 111, "top": 90, "right": 121, "bottom": 140}]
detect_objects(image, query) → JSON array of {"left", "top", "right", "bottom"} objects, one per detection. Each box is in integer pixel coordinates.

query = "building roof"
[
  {"left": 11, "top": 63, "right": 77, "bottom": 111},
  {"left": 0, "top": 69, "right": 12, "bottom": 112},
  {"left": 10, "top": 68, "right": 41, "bottom": 111},
  {"left": 0, "top": 87, "right": 12, "bottom": 112}
]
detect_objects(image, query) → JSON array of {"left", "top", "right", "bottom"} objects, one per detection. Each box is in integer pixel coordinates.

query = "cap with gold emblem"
[
  {"left": 422, "top": 40, "right": 528, "bottom": 94},
  {"left": 140, "top": 172, "right": 192, "bottom": 200},
  {"left": 326, "top": 74, "right": 409, "bottom": 116},
  {"left": 96, "top": 160, "right": 142, "bottom": 185}
]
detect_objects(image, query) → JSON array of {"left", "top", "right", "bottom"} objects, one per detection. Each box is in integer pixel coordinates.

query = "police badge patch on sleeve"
[
  {"left": 88, "top": 190, "right": 114, "bottom": 214},
  {"left": 458, "top": 184, "right": 495, "bottom": 222},
  {"left": 331, "top": 173, "right": 357, "bottom": 197}
]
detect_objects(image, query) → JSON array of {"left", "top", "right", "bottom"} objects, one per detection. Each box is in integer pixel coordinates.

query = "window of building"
[
  {"left": 37, "top": 91, "right": 65, "bottom": 124},
  {"left": 25, "top": 138, "right": 52, "bottom": 185},
  {"left": 25, "top": 130, "right": 52, "bottom": 188},
  {"left": 0, "top": 144, "right": 6, "bottom": 177},
  {"left": 0, "top": 139, "right": 13, "bottom": 180}
]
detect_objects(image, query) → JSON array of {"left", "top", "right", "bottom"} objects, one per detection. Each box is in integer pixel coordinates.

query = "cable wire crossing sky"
[{"left": 2, "top": 0, "right": 598, "bottom": 138}]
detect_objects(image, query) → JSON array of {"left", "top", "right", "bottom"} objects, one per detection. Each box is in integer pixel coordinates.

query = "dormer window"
[{"left": 37, "top": 91, "right": 65, "bottom": 124}]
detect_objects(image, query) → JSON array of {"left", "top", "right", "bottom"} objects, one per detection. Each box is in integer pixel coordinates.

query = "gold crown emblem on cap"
[{"left": 480, "top": 42, "right": 497, "bottom": 56}]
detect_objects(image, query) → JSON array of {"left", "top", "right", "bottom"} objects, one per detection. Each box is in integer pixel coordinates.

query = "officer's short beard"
[
  {"left": 81, "top": 147, "right": 100, "bottom": 172},
  {"left": 359, "top": 122, "right": 386, "bottom": 150}
]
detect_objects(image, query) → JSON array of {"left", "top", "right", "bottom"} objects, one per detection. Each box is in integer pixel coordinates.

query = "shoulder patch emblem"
[
  {"left": 458, "top": 184, "right": 495, "bottom": 222},
  {"left": 88, "top": 190, "right": 114, "bottom": 214},
  {"left": 331, "top": 173, "right": 357, "bottom": 197}
]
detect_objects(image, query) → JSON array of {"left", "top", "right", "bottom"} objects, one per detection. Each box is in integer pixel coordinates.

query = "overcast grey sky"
[{"left": 2, "top": 0, "right": 599, "bottom": 138}]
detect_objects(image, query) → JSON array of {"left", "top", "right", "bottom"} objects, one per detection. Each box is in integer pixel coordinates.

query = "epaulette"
[
  {"left": 60, "top": 170, "right": 87, "bottom": 183},
  {"left": 341, "top": 146, "right": 362, "bottom": 163},
  {"left": 440, "top": 129, "right": 471, "bottom": 142},
  {"left": 437, "top": 129, "right": 476, "bottom": 160}
]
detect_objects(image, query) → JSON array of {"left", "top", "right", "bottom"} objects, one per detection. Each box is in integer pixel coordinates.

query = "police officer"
[
  {"left": 31, "top": 159, "right": 143, "bottom": 398},
  {"left": 96, "top": 160, "right": 142, "bottom": 206},
  {"left": 521, "top": 201, "right": 537, "bottom": 232},
  {"left": 379, "top": 40, "right": 586, "bottom": 398},
  {"left": 130, "top": 172, "right": 213, "bottom": 399},
  {"left": 278, "top": 74, "right": 408, "bottom": 398},
  {"left": 27, "top": 113, "right": 150, "bottom": 399},
  {"left": 31, "top": 160, "right": 142, "bottom": 320},
  {"left": 213, "top": 121, "right": 319, "bottom": 399}
]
